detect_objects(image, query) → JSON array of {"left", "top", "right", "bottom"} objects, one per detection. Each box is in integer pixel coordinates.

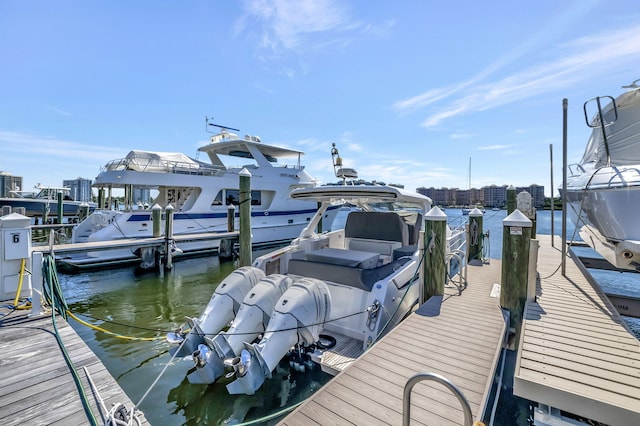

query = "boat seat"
[
  {"left": 287, "top": 258, "right": 410, "bottom": 292},
  {"left": 344, "top": 211, "right": 409, "bottom": 255}
]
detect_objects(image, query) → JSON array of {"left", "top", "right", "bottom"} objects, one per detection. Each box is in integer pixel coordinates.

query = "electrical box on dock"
[{"left": 0, "top": 213, "right": 32, "bottom": 300}]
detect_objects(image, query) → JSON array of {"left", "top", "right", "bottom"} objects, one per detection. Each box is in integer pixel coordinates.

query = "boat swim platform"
[
  {"left": 0, "top": 306, "right": 149, "bottom": 425},
  {"left": 515, "top": 235, "right": 640, "bottom": 426},
  {"left": 281, "top": 258, "right": 508, "bottom": 425}
]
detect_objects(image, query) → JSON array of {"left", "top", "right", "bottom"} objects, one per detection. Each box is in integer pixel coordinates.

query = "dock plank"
[
  {"left": 0, "top": 307, "right": 149, "bottom": 426},
  {"left": 280, "top": 259, "right": 506, "bottom": 425},
  {"left": 514, "top": 234, "right": 640, "bottom": 426}
]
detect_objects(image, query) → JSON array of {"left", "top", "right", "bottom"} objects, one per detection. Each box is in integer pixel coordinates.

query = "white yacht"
[
  {"left": 563, "top": 80, "right": 640, "bottom": 271},
  {"left": 70, "top": 129, "right": 340, "bottom": 263},
  {"left": 168, "top": 185, "right": 467, "bottom": 395}
]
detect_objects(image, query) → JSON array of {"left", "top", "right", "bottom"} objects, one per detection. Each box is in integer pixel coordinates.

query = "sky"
[{"left": 2, "top": 0, "right": 640, "bottom": 198}]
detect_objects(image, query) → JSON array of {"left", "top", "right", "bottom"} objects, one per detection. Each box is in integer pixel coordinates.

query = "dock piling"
[
  {"left": 467, "top": 208, "right": 484, "bottom": 263},
  {"left": 500, "top": 209, "right": 532, "bottom": 346},
  {"left": 424, "top": 206, "right": 447, "bottom": 300},
  {"left": 152, "top": 204, "right": 162, "bottom": 237},
  {"left": 239, "top": 169, "right": 252, "bottom": 267},
  {"left": 164, "top": 205, "right": 174, "bottom": 270}
]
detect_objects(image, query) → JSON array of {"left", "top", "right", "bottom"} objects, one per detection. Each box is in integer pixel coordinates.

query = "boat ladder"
[{"left": 402, "top": 372, "right": 473, "bottom": 426}]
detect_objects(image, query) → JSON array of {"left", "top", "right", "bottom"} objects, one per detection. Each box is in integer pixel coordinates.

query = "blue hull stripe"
[{"left": 126, "top": 205, "right": 340, "bottom": 222}]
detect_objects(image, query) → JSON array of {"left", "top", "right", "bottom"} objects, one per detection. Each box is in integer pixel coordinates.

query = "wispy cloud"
[
  {"left": 478, "top": 144, "right": 511, "bottom": 150},
  {"left": 416, "top": 24, "right": 640, "bottom": 127},
  {"left": 0, "top": 130, "right": 124, "bottom": 163},
  {"left": 238, "top": 0, "right": 358, "bottom": 52}
]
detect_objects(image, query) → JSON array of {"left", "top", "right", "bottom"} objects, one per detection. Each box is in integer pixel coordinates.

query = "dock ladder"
[{"left": 402, "top": 372, "right": 473, "bottom": 426}]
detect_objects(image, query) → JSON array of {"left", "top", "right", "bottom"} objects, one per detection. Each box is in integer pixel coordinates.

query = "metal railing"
[{"left": 403, "top": 372, "right": 473, "bottom": 426}]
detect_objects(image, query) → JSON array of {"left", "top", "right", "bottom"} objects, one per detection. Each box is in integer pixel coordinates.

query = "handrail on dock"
[{"left": 402, "top": 372, "right": 473, "bottom": 426}]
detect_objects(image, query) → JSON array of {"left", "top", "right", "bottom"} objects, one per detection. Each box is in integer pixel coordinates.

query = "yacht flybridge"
[{"left": 168, "top": 184, "right": 467, "bottom": 395}]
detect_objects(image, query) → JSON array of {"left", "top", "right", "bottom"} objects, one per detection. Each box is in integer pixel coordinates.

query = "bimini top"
[{"left": 290, "top": 185, "right": 432, "bottom": 211}]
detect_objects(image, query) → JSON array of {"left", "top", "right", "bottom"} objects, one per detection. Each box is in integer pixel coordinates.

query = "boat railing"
[
  {"left": 567, "top": 163, "right": 587, "bottom": 177},
  {"left": 102, "top": 157, "right": 225, "bottom": 176},
  {"left": 402, "top": 372, "right": 473, "bottom": 426}
]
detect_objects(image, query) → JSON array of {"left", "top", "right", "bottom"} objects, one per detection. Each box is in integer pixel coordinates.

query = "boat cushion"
[{"left": 287, "top": 258, "right": 410, "bottom": 292}]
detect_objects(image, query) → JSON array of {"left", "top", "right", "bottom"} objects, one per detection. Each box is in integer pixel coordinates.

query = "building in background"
[
  {"left": 417, "top": 183, "right": 545, "bottom": 208},
  {"left": 63, "top": 177, "right": 93, "bottom": 202},
  {"left": 0, "top": 172, "right": 23, "bottom": 198}
]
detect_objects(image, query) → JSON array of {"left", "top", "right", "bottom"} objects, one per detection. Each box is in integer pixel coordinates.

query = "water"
[{"left": 58, "top": 209, "right": 639, "bottom": 425}]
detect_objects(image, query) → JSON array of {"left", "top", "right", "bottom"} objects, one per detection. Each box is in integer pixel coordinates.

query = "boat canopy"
[
  {"left": 105, "top": 150, "right": 218, "bottom": 173},
  {"left": 580, "top": 87, "right": 640, "bottom": 167},
  {"left": 290, "top": 185, "right": 432, "bottom": 211},
  {"left": 198, "top": 135, "right": 304, "bottom": 168}
]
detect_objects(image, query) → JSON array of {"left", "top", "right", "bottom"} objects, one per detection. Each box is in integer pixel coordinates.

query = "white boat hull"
[{"left": 564, "top": 165, "right": 640, "bottom": 270}]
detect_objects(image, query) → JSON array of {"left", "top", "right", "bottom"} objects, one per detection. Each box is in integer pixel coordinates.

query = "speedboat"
[
  {"left": 168, "top": 184, "right": 467, "bottom": 395},
  {"left": 0, "top": 185, "right": 96, "bottom": 218},
  {"left": 69, "top": 128, "right": 341, "bottom": 263},
  {"left": 562, "top": 79, "right": 640, "bottom": 271}
]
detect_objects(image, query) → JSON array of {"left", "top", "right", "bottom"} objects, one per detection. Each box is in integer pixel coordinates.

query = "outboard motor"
[
  {"left": 187, "top": 274, "right": 293, "bottom": 384},
  {"left": 166, "top": 266, "right": 265, "bottom": 357},
  {"left": 226, "top": 277, "right": 331, "bottom": 395}
]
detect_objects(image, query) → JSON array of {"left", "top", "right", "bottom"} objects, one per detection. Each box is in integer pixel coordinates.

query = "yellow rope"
[
  {"left": 12, "top": 259, "right": 31, "bottom": 310},
  {"left": 66, "top": 311, "right": 164, "bottom": 341}
]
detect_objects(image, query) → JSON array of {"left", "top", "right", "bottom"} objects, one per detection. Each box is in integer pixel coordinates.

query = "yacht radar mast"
[{"left": 331, "top": 143, "right": 358, "bottom": 185}]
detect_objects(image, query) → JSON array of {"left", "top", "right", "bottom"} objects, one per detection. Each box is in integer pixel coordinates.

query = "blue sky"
[{"left": 2, "top": 0, "right": 639, "bottom": 197}]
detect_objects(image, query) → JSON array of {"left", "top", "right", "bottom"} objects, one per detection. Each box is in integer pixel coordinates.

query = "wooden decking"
[
  {"left": 0, "top": 306, "right": 149, "bottom": 426},
  {"left": 514, "top": 235, "right": 640, "bottom": 426},
  {"left": 280, "top": 259, "right": 507, "bottom": 425}
]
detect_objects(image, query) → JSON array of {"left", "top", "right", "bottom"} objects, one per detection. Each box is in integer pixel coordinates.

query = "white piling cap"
[
  {"left": 469, "top": 208, "right": 484, "bottom": 217},
  {"left": 503, "top": 209, "right": 532, "bottom": 227},
  {"left": 152, "top": 203, "right": 162, "bottom": 210},
  {"left": 239, "top": 167, "right": 252, "bottom": 177},
  {"left": 425, "top": 205, "right": 447, "bottom": 221}
]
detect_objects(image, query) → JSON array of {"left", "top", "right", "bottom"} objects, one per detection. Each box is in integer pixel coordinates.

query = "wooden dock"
[
  {"left": 514, "top": 235, "right": 640, "bottom": 426},
  {"left": 0, "top": 306, "right": 149, "bottom": 426},
  {"left": 280, "top": 258, "right": 507, "bottom": 425}
]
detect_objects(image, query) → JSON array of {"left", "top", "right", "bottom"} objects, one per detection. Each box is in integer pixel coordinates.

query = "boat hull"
[{"left": 563, "top": 165, "right": 640, "bottom": 270}]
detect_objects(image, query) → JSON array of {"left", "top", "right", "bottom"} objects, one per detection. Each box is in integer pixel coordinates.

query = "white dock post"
[
  {"left": 164, "top": 205, "right": 174, "bottom": 270},
  {"left": 30, "top": 252, "right": 44, "bottom": 316}
]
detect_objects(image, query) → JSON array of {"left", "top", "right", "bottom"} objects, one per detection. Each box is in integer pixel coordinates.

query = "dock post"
[
  {"left": 500, "top": 209, "right": 532, "bottom": 346},
  {"left": 164, "top": 205, "right": 174, "bottom": 270},
  {"left": 227, "top": 205, "right": 235, "bottom": 232},
  {"left": 239, "top": 168, "right": 252, "bottom": 267},
  {"left": 30, "top": 251, "right": 44, "bottom": 316},
  {"left": 79, "top": 203, "right": 90, "bottom": 222},
  {"left": 57, "top": 191, "right": 63, "bottom": 224},
  {"left": 506, "top": 185, "right": 516, "bottom": 214},
  {"left": 424, "top": 206, "right": 447, "bottom": 301},
  {"left": 152, "top": 204, "right": 162, "bottom": 237},
  {"left": 467, "top": 208, "right": 484, "bottom": 264},
  {"left": 317, "top": 202, "right": 323, "bottom": 233},
  {"left": 98, "top": 188, "right": 105, "bottom": 210}
]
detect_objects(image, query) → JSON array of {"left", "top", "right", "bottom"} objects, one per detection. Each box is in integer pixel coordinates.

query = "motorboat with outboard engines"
[
  {"left": 167, "top": 184, "right": 467, "bottom": 395},
  {"left": 67, "top": 125, "right": 340, "bottom": 265},
  {"left": 562, "top": 80, "right": 640, "bottom": 271}
]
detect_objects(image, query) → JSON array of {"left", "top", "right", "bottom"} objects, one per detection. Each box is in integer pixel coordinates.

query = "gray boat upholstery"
[
  {"left": 344, "top": 211, "right": 409, "bottom": 255},
  {"left": 287, "top": 258, "right": 411, "bottom": 291}
]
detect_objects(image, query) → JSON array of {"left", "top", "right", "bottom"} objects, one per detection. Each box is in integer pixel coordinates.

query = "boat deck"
[
  {"left": 0, "top": 306, "right": 149, "bottom": 426},
  {"left": 281, "top": 258, "right": 507, "bottom": 425},
  {"left": 514, "top": 235, "right": 640, "bottom": 426}
]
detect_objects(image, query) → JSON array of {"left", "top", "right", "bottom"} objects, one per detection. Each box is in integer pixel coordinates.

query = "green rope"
[{"left": 43, "top": 255, "right": 99, "bottom": 426}]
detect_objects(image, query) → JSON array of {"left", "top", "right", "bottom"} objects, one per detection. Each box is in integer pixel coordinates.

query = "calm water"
[{"left": 59, "top": 209, "right": 640, "bottom": 425}]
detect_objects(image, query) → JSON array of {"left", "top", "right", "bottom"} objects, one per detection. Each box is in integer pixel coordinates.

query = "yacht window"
[
  {"left": 212, "top": 191, "right": 223, "bottom": 206},
  {"left": 224, "top": 189, "right": 262, "bottom": 206}
]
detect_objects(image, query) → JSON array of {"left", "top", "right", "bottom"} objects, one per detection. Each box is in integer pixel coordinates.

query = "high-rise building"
[
  {"left": 63, "top": 177, "right": 93, "bottom": 202},
  {"left": 417, "top": 183, "right": 545, "bottom": 208},
  {"left": 0, "top": 172, "right": 23, "bottom": 197}
]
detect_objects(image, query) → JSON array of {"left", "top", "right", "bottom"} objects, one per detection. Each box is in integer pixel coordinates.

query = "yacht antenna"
[{"left": 205, "top": 116, "right": 240, "bottom": 134}]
